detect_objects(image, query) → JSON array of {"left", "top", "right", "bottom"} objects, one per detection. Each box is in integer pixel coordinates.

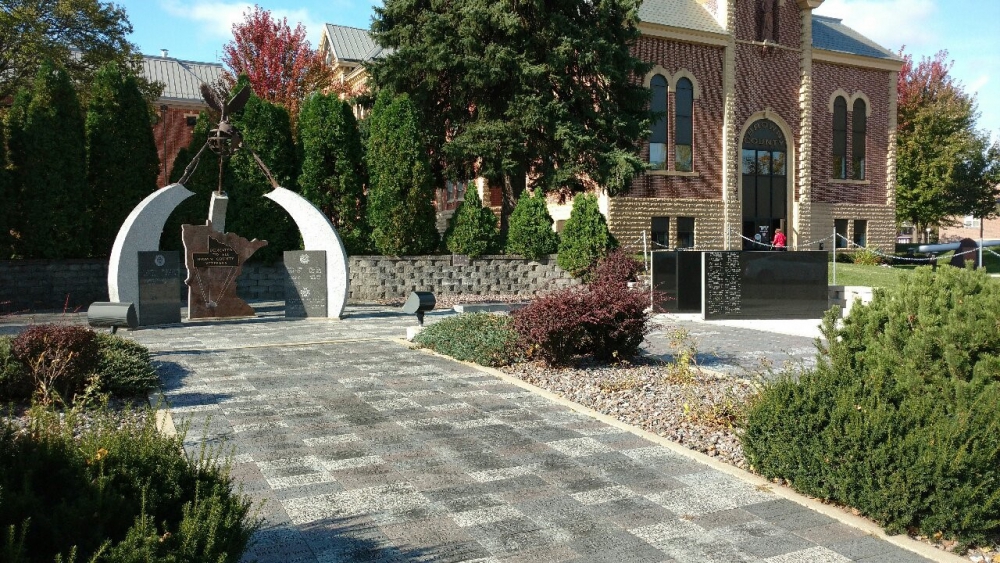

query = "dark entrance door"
[{"left": 741, "top": 119, "right": 788, "bottom": 250}]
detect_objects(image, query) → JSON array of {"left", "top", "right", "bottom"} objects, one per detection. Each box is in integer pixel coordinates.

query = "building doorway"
[{"left": 741, "top": 119, "right": 788, "bottom": 249}]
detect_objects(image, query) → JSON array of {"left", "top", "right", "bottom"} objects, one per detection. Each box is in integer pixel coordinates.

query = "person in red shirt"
[{"left": 772, "top": 228, "right": 786, "bottom": 250}]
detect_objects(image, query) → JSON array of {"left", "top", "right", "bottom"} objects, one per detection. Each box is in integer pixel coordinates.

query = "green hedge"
[
  {"left": 742, "top": 265, "right": 1000, "bottom": 548},
  {"left": 414, "top": 313, "right": 520, "bottom": 367},
  {"left": 0, "top": 406, "right": 256, "bottom": 561}
]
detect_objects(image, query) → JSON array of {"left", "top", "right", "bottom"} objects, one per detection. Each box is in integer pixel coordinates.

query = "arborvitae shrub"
[
  {"left": 365, "top": 91, "right": 439, "bottom": 255},
  {"left": 86, "top": 62, "right": 159, "bottom": 257},
  {"left": 11, "top": 325, "right": 99, "bottom": 403},
  {"left": 298, "top": 93, "right": 370, "bottom": 254},
  {"left": 506, "top": 190, "right": 559, "bottom": 260},
  {"left": 414, "top": 313, "right": 520, "bottom": 367},
  {"left": 229, "top": 90, "right": 299, "bottom": 263},
  {"left": 557, "top": 193, "right": 617, "bottom": 279},
  {"left": 6, "top": 61, "right": 89, "bottom": 259},
  {"left": 742, "top": 265, "right": 1000, "bottom": 548},
  {"left": 444, "top": 188, "right": 500, "bottom": 258}
]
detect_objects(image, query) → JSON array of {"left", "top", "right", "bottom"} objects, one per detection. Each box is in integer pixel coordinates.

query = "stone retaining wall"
[{"left": 1, "top": 255, "right": 577, "bottom": 311}]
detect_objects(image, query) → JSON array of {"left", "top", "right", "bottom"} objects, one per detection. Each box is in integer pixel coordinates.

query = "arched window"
[
  {"left": 649, "top": 74, "right": 667, "bottom": 170},
  {"left": 852, "top": 98, "right": 867, "bottom": 180},
  {"left": 675, "top": 77, "right": 693, "bottom": 172},
  {"left": 832, "top": 96, "right": 847, "bottom": 179}
]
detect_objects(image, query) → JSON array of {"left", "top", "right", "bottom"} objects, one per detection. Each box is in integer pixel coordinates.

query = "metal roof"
[
  {"left": 141, "top": 55, "right": 224, "bottom": 104},
  {"left": 325, "top": 24, "right": 379, "bottom": 63},
  {"left": 812, "top": 15, "right": 900, "bottom": 60},
  {"left": 638, "top": 0, "right": 726, "bottom": 35}
]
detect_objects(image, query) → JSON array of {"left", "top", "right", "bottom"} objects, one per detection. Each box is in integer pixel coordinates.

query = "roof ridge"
[
  {"left": 143, "top": 54, "right": 223, "bottom": 67},
  {"left": 813, "top": 14, "right": 844, "bottom": 23},
  {"left": 325, "top": 23, "right": 371, "bottom": 33}
]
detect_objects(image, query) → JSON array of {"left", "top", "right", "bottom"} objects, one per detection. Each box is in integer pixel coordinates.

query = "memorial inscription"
[
  {"left": 137, "top": 251, "right": 182, "bottom": 325},
  {"left": 182, "top": 221, "right": 267, "bottom": 319},
  {"left": 284, "top": 251, "right": 327, "bottom": 318},
  {"left": 703, "top": 252, "right": 742, "bottom": 319}
]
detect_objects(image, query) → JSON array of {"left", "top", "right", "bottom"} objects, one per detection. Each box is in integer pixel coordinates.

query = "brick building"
[
  {"left": 140, "top": 52, "right": 223, "bottom": 187},
  {"left": 322, "top": 0, "right": 902, "bottom": 250}
]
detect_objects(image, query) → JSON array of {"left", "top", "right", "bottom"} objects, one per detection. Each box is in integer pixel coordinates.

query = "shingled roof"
[
  {"left": 812, "top": 15, "right": 900, "bottom": 60},
  {"left": 141, "top": 55, "right": 223, "bottom": 104}
]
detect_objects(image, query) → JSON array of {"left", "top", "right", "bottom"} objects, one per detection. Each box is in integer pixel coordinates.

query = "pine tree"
[
  {"left": 365, "top": 91, "right": 439, "bottom": 255},
  {"left": 444, "top": 188, "right": 500, "bottom": 259},
  {"left": 229, "top": 91, "right": 299, "bottom": 263},
  {"left": 6, "top": 60, "right": 89, "bottom": 258},
  {"left": 298, "top": 93, "right": 370, "bottom": 254},
  {"left": 85, "top": 61, "right": 160, "bottom": 257},
  {"left": 557, "top": 194, "right": 616, "bottom": 278},
  {"left": 506, "top": 190, "right": 559, "bottom": 260}
]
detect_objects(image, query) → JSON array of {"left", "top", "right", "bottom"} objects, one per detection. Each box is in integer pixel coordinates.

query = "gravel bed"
[
  {"left": 2, "top": 399, "right": 154, "bottom": 438},
  {"left": 500, "top": 357, "right": 760, "bottom": 469}
]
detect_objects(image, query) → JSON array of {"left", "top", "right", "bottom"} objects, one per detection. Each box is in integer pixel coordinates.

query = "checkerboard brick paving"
[{"left": 128, "top": 306, "right": 935, "bottom": 563}]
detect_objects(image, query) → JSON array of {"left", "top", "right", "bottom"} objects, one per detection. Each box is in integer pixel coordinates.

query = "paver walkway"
[{"left": 121, "top": 305, "right": 936, "bottom": 563}]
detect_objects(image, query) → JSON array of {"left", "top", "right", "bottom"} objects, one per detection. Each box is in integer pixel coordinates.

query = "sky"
[{"left": 114, "top": 0, "right": 999, "bottom": 138}]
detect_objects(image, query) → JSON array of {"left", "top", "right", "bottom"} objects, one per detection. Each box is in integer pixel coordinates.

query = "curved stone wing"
[
  {"left": 264, "top": 187, "right": 349, "bottom": 319},
  {"left": 108, "top": 183, "right": 195, "bottom": 304}
]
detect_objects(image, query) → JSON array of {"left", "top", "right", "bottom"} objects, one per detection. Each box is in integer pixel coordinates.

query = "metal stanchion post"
[{"left": 832, "top": 227, "right": 837, "bottom": 285}]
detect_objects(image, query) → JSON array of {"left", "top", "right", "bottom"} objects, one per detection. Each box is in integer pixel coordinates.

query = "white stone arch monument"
[{"left": 108, "top": 184, "right": 349, "bottom": 319}]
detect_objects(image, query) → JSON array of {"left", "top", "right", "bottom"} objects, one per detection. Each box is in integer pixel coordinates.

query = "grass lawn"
[{"left": 829, "top": 262, "right": 916, "bottom": 288}]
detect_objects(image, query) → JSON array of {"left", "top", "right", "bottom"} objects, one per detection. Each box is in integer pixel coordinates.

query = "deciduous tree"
[
  {"left": 0, "top": 0, "right": 157, "bottom": 102},
  {"left": 368, "top": 0, "right": 652, "bottom": 234},
  {"left": 365, "top": 91, "right": 439, "bottom": 255},
  {"left": 85, "top": 61, "right": 159, "bottom": 257},
  {"left": 222, "top": 5, "right": 331, "bottom": 125},
  {"left": 6, "top": 61, "right": 89, "bottom": 259},
  {"left": 895, "top": 50, "right": 995, "bottom": 240},
  {"left": 298, "top": 93, "right": 370, "bottom": 254}
]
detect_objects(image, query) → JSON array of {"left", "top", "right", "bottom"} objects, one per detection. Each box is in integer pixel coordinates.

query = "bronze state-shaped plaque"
[{"left": 182, "top": 221, "right": 267, "bottom": 319}]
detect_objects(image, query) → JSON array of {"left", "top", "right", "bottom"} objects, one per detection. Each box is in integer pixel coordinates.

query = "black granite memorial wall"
[
  {"left": 137, "top": 251, "right": 182, "bottom": 325},
  {"left": 651, "top": 251, "right": 702, "bottom": 313},
  {"left": 702, "top": 251, "right": 828, "bottom": 320}
]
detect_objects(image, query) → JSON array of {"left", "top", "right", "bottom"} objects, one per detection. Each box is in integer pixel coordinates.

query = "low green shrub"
[
  {"left": 851, "top": 247, "right": 882, "bottom": 266},
  {"left": 0, "top": 336, "right": 30, "bottom": 401},
  {"left": 94, "top": 333, "right": 160, "bottom": 397},
  {"left": 0, "top": 406, "right": 257, "bottom": 561},
  {"left": 0, "top": 327, "right": 160, "bottom": 404},
  {"left": 741, "top": 266, "right": 1000, "bottom": 548},
  {"left": 414, "top": 313, "right": 520, "bottom": 367}
]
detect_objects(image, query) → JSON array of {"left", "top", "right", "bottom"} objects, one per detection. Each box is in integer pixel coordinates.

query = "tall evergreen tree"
[
  {"left": 298, "top": 93, "right": 370, "bottom": 254},
  {"left": 557, "top": 194, "right": 616, "bottom": 278},
  {"left": 369, "top": 0, "right": 652, "bottom": 234},
  {"left": 85, "top": 61, "right": 159, "bottom": 257},
  {"left": 365, "top": 91, "right": 439, "bottom": 255},
  {"left": 6, "top": 60, "right": 89, "bottom": 258},
  {"left": 506, "top": 190, "right": 559, "bottom": 260},
  {"left": 444, "top": 188, "right": 500, "bottom": 259},
  {"left": 229, "top": 91, "right": 299, "bottom": 263}
]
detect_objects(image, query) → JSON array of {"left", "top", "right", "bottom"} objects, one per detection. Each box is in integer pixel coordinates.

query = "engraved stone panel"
[
  {"left": 284, "top": 251, "right": 327, "bottom": 318},
  {"left": 137, "top": 251, "right": 182, "bottom": 325}
]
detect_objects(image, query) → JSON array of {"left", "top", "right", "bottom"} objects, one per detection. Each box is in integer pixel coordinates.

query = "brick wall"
[
  {"left": 628, "top": 37, "right": 725, "bottom": 199},
  {"left": 1, "top": 256, "right": 577, "bottom": 311},
  {"left": 811, "top": 62, "right": 892, "bottom": 205},
  {"left": 153, "top": 106, "right": 202, "bottom": 186}
]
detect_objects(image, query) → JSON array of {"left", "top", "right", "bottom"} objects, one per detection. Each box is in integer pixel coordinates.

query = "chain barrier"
[{"left": 832, "top": 234, "right": 981, "bottom": 262}]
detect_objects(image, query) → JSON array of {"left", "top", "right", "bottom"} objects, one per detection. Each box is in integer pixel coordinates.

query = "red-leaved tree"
[{"left": 222, "top": 5, "right": 332, "bottom": 122}]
